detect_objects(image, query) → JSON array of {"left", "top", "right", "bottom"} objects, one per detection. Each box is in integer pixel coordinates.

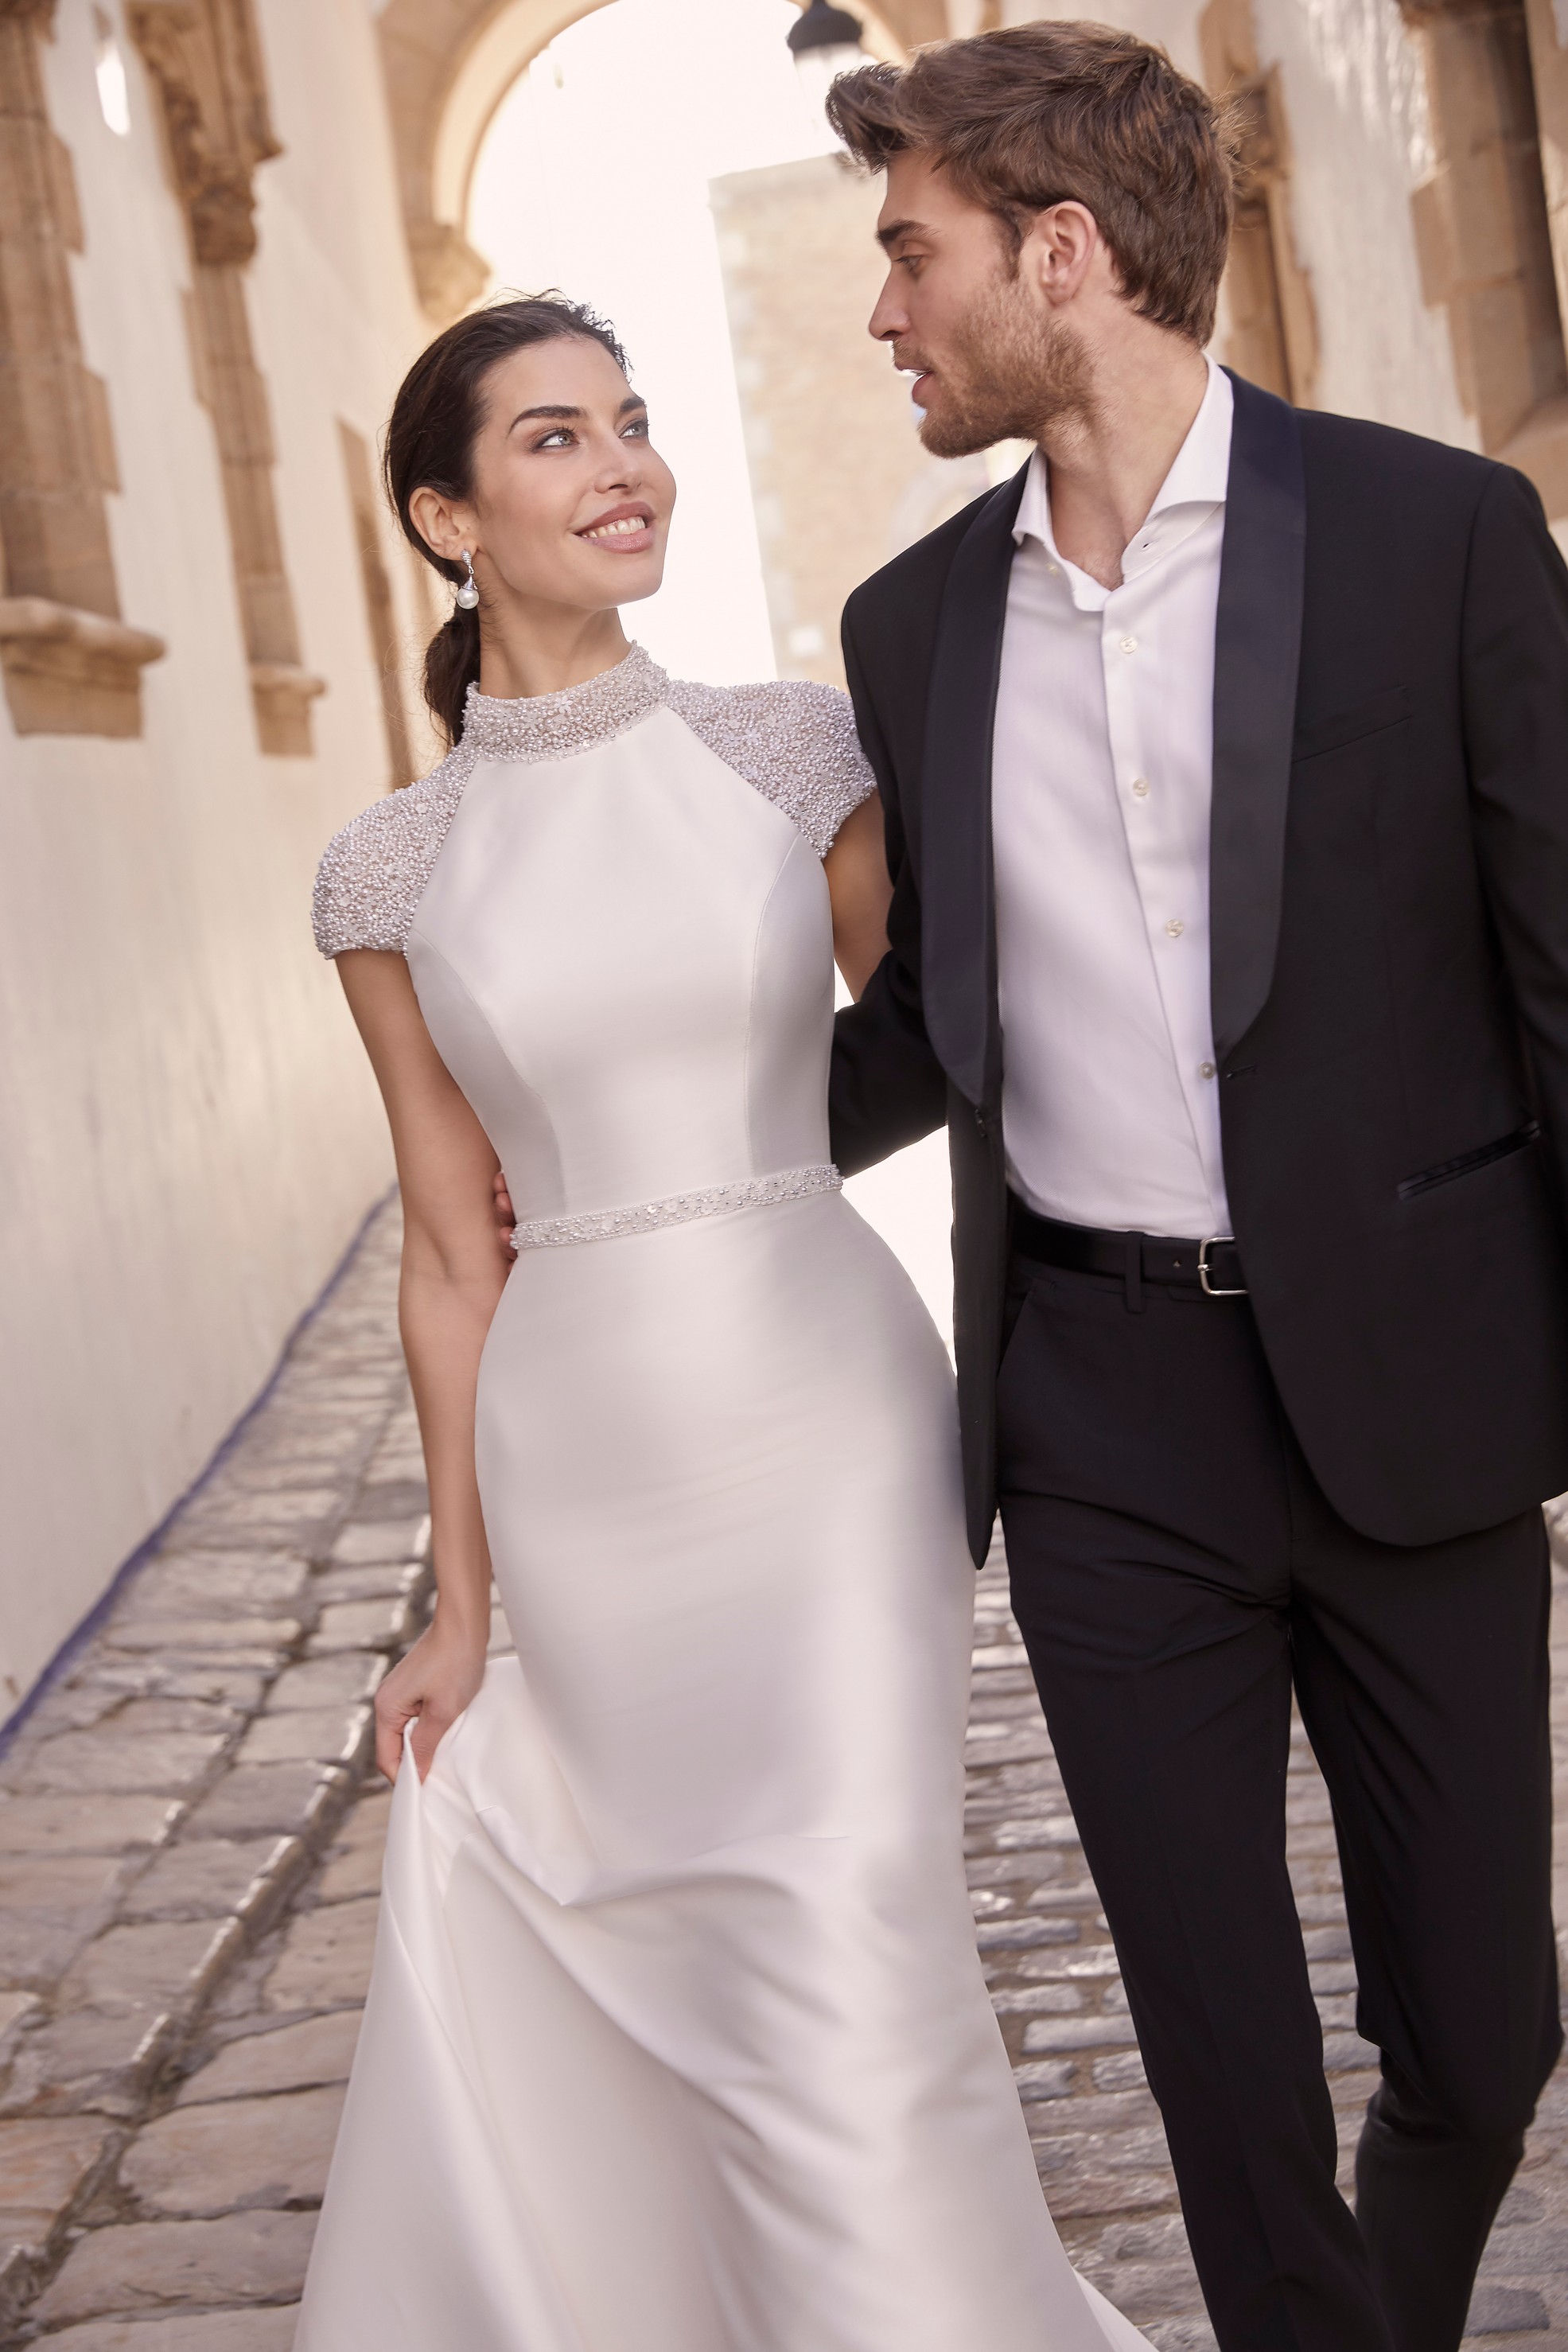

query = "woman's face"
[{"left": 454, "top": 337, "right": 675, "bottom": 614}]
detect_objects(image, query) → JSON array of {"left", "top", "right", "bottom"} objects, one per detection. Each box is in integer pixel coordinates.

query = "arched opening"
[
  {"left": 455, "top": 0, "right": 955, "bottom": 1327},
  {"left": 381, "top": 0, "right": 921, "bottom": 325}
]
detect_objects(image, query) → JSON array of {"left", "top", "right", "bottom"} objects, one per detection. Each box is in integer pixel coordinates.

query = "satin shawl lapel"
[
  {"left": 920, "top": 468, "right": 1028, "bottom": 1107},
  {"left": 1210, "top": 372, "right": 1306, "bottom": 1064}
]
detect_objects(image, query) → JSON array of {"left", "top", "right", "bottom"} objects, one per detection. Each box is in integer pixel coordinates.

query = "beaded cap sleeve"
[
  {"left": 664, "top": 675, "right": 875, "bottom": 858},
  {"left": 311, "top": 647, "right": 877, "bottom": 957},
  {"left": 312, "top": 738, "right": 477, "bottom": 956}
]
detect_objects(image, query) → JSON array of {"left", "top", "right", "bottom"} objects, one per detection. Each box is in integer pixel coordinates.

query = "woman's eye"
[
  {"left": 622, "top": 416, "right": 650, "bottom": 438},
  {"left": 535, "top": 429, "right": 574, "bottom": 450}
]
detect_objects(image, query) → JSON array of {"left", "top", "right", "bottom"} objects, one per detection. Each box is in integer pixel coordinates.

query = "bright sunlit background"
[
  {"left": 470, "top": 0, "right": 955, "bottom": 1338},
  {"left": 469, "top": 0, "right": 842, "bottom": 683}
]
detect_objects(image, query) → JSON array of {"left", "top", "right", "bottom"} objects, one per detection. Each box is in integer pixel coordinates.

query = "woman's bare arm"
[
  {"left": 824, "top": 793, "right": 892, "bottom": 1000},
  {"left": 337, "top": 949, "right": 511, "bottom": 1782}
]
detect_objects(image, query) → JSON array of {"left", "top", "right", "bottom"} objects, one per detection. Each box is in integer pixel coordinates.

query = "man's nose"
[{"left": 868, "top": 273, "right": 905, "bottom": 343}]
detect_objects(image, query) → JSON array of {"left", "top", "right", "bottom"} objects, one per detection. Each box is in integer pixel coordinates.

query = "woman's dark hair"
[{"left": 383, "top": 293, "right": 630, "bottom": 749}]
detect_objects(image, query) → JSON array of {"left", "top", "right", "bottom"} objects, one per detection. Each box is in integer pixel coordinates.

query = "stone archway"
[
  {"left": 378, "top": 0, "right": 609, "bottom": 321},
  {"left": 378, "top": 0, "right": 936, "bottom": 325}
]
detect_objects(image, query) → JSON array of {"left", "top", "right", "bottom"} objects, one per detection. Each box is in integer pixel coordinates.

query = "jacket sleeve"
[
  {"left": 1462, "top": 463, "right": 1568, "bottom": 1194},
  {"left": 828, "top": 604, "right": 950, "bottom": 1176}
]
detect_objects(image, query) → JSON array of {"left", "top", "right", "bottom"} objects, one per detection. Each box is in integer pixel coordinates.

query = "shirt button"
[
  {"left": 1199, "top": 1061, "right": 1216, "bottom": 1079},
  {"left": 1165, "top": 917, "right": 1185, "bottom": 939},
  {"left": 1119, "top": 635, "right": 1138, "bottom": 655},
  {"left": 1130, "top": 777, "right": 1150, "bottom": 798},
  {"left": 1046, "top": 562, "right": 1060, "bottom": 577}
]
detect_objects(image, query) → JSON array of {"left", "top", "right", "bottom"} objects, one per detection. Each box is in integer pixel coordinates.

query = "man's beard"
[{"left": 914, "top": 278, "right": 1092, "bottom": 459}]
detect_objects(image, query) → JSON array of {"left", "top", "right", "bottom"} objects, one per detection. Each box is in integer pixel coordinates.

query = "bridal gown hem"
[{"left": 298, "top": 646, "right": 1149, "bottom": 2352}]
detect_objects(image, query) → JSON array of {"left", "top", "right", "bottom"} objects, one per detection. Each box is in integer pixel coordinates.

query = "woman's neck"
[{"left": 477, "top": 606, "right": 631, "bottom": 702}]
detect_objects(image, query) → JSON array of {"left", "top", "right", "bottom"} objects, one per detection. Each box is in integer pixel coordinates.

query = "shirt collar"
[{"left": 1013, "top": 357, "right": 1234, "bottom": 605}]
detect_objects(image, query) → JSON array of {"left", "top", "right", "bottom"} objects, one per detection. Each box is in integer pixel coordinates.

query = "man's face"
[{"left": 869, "top": 150, "right": 1090, "bottom": 458}]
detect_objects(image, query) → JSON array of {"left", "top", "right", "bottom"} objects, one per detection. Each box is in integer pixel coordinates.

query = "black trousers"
[{"left": 996, "top": 1248, "right": 1560, "bottom": 2352}]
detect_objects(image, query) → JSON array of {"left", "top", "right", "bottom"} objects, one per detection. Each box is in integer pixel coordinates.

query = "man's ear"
[{"left": 1024, "top": 201, "right": 1101, "bottom": 311}]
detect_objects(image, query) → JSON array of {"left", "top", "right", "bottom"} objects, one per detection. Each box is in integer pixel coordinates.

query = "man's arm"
[
  {"left": 1462, "top": 465, "right": 1568, "bottom": 1186},
  {"left": 829, "top": 608, "right": 949, "bottom": 1176}
]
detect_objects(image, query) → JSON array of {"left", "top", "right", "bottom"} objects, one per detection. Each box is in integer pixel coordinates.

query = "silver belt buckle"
[{"left": 1198, "top": 1236, "right": 1247, "bottom": 1298}]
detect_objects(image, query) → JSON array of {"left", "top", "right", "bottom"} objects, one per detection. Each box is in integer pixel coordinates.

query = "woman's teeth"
[{"left": 582, "top": 516, "right": 646, "bottom": 540}]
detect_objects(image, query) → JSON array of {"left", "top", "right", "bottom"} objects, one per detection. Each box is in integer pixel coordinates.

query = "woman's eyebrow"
[{"left": 508, "top": 399, "right": 646, "bottom": 430}]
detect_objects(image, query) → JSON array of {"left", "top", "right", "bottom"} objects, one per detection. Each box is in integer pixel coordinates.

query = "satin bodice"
[
  {"left": 410, "top": 703, "right": 835, "bottom": 1222},
  {"left": 313, "top": 647, "right": 876, "bottom": 1225}
]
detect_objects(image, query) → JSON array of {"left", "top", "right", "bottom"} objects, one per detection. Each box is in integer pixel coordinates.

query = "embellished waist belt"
[{"left": 509, "top": 1164, "right": 842, "bottom": 1252}]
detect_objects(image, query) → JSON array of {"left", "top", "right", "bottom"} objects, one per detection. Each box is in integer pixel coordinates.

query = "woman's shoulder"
[
  {"left": 662, "top": 673, "right": 875, "bottom": 857},
  {"left": 311, "top": 740, "right": 475, "bottom": 957}
]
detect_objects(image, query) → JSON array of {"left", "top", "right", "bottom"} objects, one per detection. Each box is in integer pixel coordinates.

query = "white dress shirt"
[{"left": 992, "top": 359, "right": 1234, "bottom": 1238}]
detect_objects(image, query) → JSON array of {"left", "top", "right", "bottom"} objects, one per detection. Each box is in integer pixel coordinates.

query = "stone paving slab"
[
  {"left": 39, "top": 2317, "right": 298, "bottom": 2352},
  {"left": 30, "top": 2212, "right": 317, "bottom": 2327},
  {"left": 0, "top": 1209, "right": 421, "bottom": 2340},
  {"left": 3, "top": 1197, "right": 1568, "bottom": 2346}
]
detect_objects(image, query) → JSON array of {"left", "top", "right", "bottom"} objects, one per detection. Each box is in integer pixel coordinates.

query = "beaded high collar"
[{"left": 459, "top": 643, "right": 667, "bottom": 765}]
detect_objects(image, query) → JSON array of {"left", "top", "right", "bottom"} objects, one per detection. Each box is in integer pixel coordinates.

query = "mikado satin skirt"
[{"left": 294, "top": 1191, "right": 1148, "bottom": 2350}]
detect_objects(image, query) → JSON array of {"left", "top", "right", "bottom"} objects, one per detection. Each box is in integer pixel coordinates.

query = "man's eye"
[{"left": 622, "top": 416, "right": 650, "bottom": 438}]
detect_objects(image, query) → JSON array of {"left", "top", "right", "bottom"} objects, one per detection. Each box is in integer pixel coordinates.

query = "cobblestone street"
[{"left": 2, "top": 1201, "right": 1567, "bottom": 2348}]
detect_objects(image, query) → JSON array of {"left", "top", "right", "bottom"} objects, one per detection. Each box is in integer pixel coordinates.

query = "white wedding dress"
[{"left": 300, "top": 646, "right": 1146, "bottom": 2352}]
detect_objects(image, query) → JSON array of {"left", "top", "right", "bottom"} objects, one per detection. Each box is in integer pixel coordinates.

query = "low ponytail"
[
  {"left": 383, "top": 293, "right": 629, "bottom": 753},
  {"left": 422, "top": 601, "right": 482, "bottom": 749}
]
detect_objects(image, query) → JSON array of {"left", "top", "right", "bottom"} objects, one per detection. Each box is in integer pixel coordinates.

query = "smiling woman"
[
  {"left": 382, "top": 293, "right": 672, "bottom": 735},
  {"left": 291, "top": 282, "right": 1146, "bottom": 2350}
]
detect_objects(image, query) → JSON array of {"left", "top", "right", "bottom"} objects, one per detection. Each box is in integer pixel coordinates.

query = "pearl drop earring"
[{"left": 456, "top": 551, "right": 480, "bottom": 610}]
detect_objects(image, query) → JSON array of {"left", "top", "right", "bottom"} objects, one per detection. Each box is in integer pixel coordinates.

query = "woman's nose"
[{"left": 597, "top": 443, "right": 640, "bottom": 489}]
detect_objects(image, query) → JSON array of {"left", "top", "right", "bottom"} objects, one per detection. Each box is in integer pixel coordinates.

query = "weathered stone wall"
[{"left": 0, "top": 0, "right": 438, "bottom": 1714}]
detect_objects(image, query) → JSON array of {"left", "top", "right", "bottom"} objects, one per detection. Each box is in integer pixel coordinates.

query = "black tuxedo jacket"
[{"left": 828, "top": 372, "right": 1568, "bottom": 1563}]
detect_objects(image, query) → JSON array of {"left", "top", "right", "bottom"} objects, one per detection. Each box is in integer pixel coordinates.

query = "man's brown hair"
[{"left": 827, "top": 22, "right": 1238, "bottom": 345}]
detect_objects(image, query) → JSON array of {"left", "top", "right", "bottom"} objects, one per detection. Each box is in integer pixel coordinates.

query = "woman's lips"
[{"left": 578, "top": 506, "right": 655, "bottom": 552}]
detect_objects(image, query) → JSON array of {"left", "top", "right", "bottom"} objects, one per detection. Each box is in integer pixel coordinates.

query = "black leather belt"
[{"left": 1011, "top": 1202, "right": 1247, "bottom": 1298}]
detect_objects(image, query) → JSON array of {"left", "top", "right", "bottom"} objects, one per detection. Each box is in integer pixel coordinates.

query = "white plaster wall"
[
  {"left": 0, "top": 0, "right": 432, "bottom": 1711},
  {"left": 999, "top": 0, "right": 1209, "bottom": 103},
  {"left": 1251, "top": 0, "right": 1473, "bottom": 439},
  {"left": 1005, "top": 0, "right": 1470, "bottom": 442}
]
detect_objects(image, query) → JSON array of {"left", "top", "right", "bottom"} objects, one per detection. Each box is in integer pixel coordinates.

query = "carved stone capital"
[
  {"left": 408, "top": 221, "right": 489, "bottom": 329},
  {"left": 250, "top": 661, "right": 325, "bottom": 758},
  {"left": 127, "top": 0, "right": 281, "bottom": 267},
  {"left": 0, "top": 598, "right": 165, "bottom": 738}
]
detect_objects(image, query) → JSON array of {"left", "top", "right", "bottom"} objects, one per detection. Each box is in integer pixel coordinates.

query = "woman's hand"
[{"left": 374, "top": 1613, "right": 488, "bottom": 1784}]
